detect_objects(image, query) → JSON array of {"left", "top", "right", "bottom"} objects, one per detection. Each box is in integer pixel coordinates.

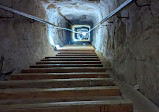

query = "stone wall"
[
  {"left": 45, "top": 7, "right": 69, "bottom": 47},
  {"left": 1, "top": 0, "right": 159, "bottom": 107},
  {"left": 99, "top": 0, "right": 159, "bottom": 106},
  {"left": 0, "top": 0, "right": 55, "bottom": 78},
  {"left": 91, "top": 0, "right": 109, "bottom": 51}
]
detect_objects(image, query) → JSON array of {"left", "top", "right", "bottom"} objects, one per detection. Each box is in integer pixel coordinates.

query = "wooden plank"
[
  {"left": 0, "top": 86, "right": 121, "bottom": 100},
  {"left": 36, "top": 61, "right": 101, "bottom": 64},
  {"left": 11, "top": 73, "right": 110, "bottom": 80},
  {"left": 30, "top": 64, "right": 103, "bottom": 68},
  {"left": 21, "top": 67, "right": 106, "bottom": 73},
  {"left": 0, "top": 78, "right": 114, "bottom": 88},
  {"left": 58, "top": 52, "right": 96, "bottom": 54},
  {"left": 56, "top": 45, "right": 95, "bottom": 51},
  {"left": 57, "top": 49, "right": 95, "bottom": 51},
  {"left": 56, "top": 54, "right": 97, "bottom": 56},
  {"left": 58, "top": 51, "right": 96, "bottom": 54},
  {"left": 0, "top": 96, "right": 123, "bottom": 105},
  {"left": 41, "top": 58, "right": 100, "bottom": 61},
  {"left": 0, "top": 100, "right": 133, "bottom": 112},
  {"left": 45, "top": 56, "right": 98, "bottom": 59}
]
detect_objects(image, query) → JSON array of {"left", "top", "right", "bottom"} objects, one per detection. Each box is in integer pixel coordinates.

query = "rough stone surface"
[
  {"left": 96, "top": 0, "right": 159, "bottom": 107},
  {"left": 42, "top": 0, "right": 102, "bottom": 45},
  {"left": 1, "top": 0, "right": 159, "bottom": 108},
  {"left": 0, "top": 0, "right": 55, "bottom": 78}
]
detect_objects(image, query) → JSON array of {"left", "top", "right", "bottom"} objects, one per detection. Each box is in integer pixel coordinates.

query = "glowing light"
[
  {"left": 73, "top": 38, "right": 77, "bottom": 41},
  {"left": 82, "top": 32, "right": 87, "bottom": 36},
  {"left": 48, "top": 24, "right": 55, "bottom": 46},
  {"left": 48, "top": 35, "right": 54, "bottom": 46},
  {"left": 56, "top": 45, "right": 60, "bottom": 49}
]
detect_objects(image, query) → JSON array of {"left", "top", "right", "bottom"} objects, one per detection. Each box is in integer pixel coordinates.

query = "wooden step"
[
  {"left": 58, "top": 51, "right": 96, "bottom": 54},
  {"left": 0, "top": 78, "right": 114, "bottom": 89},
  {"left": 56, "top": 54, "right": 97, "bottom": 56},
  {"left": 56, "top": 45, "right": 95, "bottom": 51},
  {"left": 36, "top": 61, "right": 101, "bottom": 64},
  {"left": 0, "top": 86, "right": 121, "bottom": 100},
  {"left": 0, "top": 96, "right": 123, "bottom": 105},
  {"left": 21, "top": 67, "right": 106, "bottom": 73},
  {"left": 0, "top": 46, "right": 133, "bottom": 112},
  {"left": 0, "top": 100, "right": 133, "bottom": 112},
  {"left": 45, "top": 56, "right": 98, "bottom": 58},
  {"left": 11, "top": 73, "right": 110, "bottom": 80},
  {"left": 41, "top": 58, "right": 100, "bottom": 61},
  {"left": 30, "top": 64, "right": 103, "bottom": 68},
  {"left": 57, "top": 49, "right": 95, "bottom": 51}
]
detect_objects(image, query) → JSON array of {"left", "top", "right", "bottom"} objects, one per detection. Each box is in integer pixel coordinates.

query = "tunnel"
[{"left": 0, "top": 0, "right": 159, "bottom": 112}]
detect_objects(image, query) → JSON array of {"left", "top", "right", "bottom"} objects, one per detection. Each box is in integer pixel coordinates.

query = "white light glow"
[
  {"left": 82, "top": 32, "right": 87, "bottom": 36},
  {"left": 73, "top": 38, "right": 77, "bottom": 41},
  {"left": 48, "top": 35, "right": 54, "bottom": 46},
  {"left": 48, "top": 24, "right": 55, "bottom": 46},
  {"left": 56, "top": 45, "right": 60, "bottom": 49}
]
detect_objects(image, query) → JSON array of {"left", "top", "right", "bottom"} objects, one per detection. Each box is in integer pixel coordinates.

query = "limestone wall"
[
  {"left": 0, "top": 0, "right": 55, "bottom": 76},
  {"left": 99, "top": 0, "right": 159, "bottom": 106}
]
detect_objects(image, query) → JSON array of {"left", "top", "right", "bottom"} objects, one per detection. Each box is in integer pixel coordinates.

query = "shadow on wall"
[{"left": 0, "top": 57, "right": 13, "bottom": 81}]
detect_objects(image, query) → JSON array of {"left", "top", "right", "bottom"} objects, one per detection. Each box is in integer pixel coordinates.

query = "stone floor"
[{"left": 110, "top": 73, "right": 159, "bottom": 112}]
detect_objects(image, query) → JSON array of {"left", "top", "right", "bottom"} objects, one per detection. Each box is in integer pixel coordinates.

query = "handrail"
[
  {"left": 0, "top": 5, "right": 80, "bottom": 34},
  {"left": 0, "top": 0, "right": 133, "bottom": 34},
  {"left": 0, "top": 5, "right": 57, "bottom": 27},
  {"left": 88, "top": 0, "right": 133, "bottom": 33}
]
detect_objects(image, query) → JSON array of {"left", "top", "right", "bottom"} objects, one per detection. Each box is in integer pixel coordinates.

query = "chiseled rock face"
[
  {"left": 0, "top": 0, "right": 55, "bottom": 76},
  {"left": 100, "top": 0, "right": 159, "bottom": 106}
]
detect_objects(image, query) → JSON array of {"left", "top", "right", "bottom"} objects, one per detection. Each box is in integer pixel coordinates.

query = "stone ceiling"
[{"left": 40, "top": 0, "right": 110, "bottom": 26}]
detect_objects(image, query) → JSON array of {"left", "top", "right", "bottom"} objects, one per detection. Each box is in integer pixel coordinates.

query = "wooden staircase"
[{"left": 0, "top": 47, "right": 133, "bottom": 112}]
